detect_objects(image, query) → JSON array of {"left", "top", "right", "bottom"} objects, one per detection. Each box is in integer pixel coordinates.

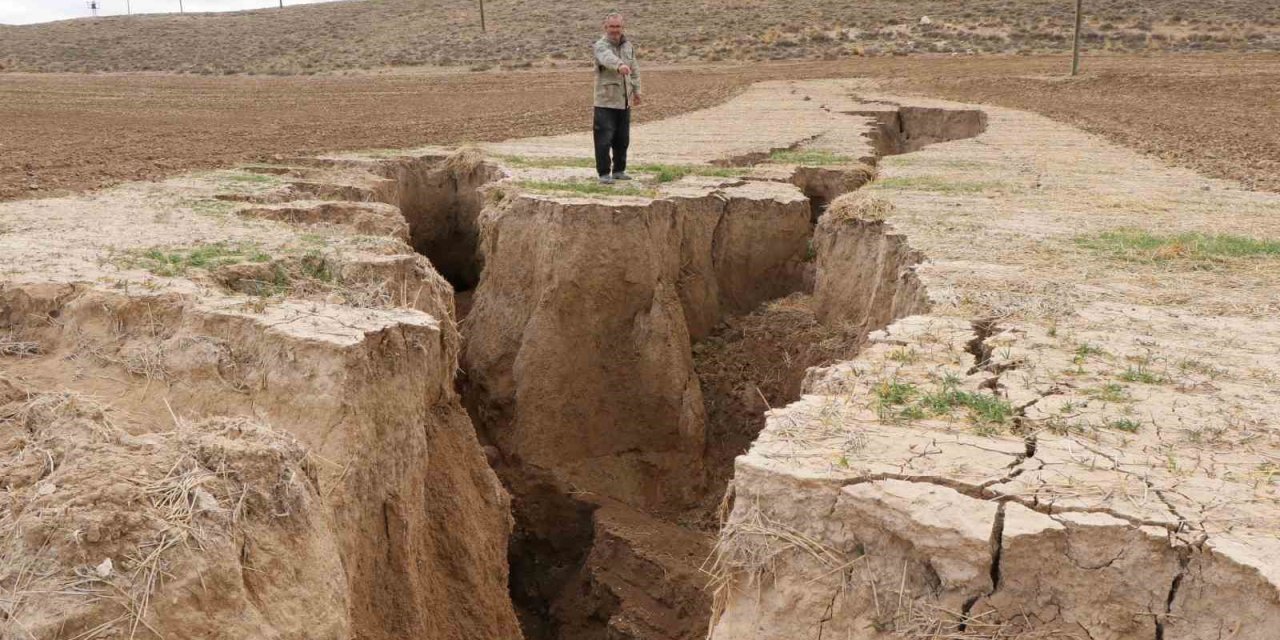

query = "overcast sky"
[{"left": 0, "top": 0, "right": 345, "bottom": 25}]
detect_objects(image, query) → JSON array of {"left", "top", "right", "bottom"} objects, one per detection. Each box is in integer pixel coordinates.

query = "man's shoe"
[
  {"left": 612, "top": 172, "right": 633, "bottom": 181},
  {"left": 598, "top": 175, "right": 615, "bottom": 185}
]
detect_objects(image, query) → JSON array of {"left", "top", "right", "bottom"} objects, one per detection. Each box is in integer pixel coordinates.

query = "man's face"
[{"left": 604, "top": 17, "right": 624, "bottom": 43}]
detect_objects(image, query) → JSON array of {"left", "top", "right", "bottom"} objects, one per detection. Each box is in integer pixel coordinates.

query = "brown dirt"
[{"left": 3, "top": 54, "right": 1278, "bottom": 207}]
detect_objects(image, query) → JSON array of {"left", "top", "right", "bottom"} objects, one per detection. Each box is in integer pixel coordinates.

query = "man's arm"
[{"left": 593, "top": 39, "right": 627, "bottom": 71}]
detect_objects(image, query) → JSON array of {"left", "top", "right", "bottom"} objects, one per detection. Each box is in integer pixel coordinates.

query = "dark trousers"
[{"left": 593, "top": 107, "right": 630, "bottom": 177}]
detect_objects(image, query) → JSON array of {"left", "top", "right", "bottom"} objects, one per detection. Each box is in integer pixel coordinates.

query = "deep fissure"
[{"left": 372, "top": 103, "right": 987, "bottom": 639}]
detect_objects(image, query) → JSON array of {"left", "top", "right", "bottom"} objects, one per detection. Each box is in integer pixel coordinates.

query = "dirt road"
[{"left": 2, "top": 53, "right": 1277, "bottom": 201}]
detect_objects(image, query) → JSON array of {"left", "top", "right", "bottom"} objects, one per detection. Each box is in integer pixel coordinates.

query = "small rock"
[
  {"left": 95, "top": 557, "right": 113, "bottom": 578},
  {"left": 36, "top": 482, "right": 56, "bottom": 496},
  {"left": 920, "top": 16, "right": 932, "bottom": 25}
]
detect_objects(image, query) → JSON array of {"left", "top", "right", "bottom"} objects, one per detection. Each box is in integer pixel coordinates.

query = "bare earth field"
[{"left": 2, "top": 53, "right": 1278, "bottom": 206}]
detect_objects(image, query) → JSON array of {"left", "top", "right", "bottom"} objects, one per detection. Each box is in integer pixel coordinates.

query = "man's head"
[{"left": 603, "top": 12, "right": 625, "bottom": 44}]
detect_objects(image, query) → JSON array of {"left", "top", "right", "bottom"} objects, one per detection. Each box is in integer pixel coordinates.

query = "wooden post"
[
  {"left": 480, "top": 0, "right": 487, "bottom": 32},
  {"left": 1071, "top": 0, "right": 1084, "bottom": 75}
]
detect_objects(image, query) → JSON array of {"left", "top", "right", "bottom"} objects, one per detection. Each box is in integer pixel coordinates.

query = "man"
[{"left": 592, "top": 12, "right": 642, "bottom": 184}]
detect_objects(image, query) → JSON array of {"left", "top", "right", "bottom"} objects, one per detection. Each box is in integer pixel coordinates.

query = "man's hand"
[
  {"left": 618, "top": 64, "right": 633, "bottom": 76},
  {"left": 632, "top": 93, "right": 643, "bottom": 107}
]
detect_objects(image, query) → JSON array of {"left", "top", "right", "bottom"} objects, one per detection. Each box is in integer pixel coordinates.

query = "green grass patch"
[
  {"left": 876, "top": 375, "right": 1014, "bottom": 430},
  {"left": 1076, "top": 229, "right": 1280, "bottom": 266},
  {"left": 874, "top": 175, "right": 1009, "bottom": 194},
  {"left": 631, "top": 163, "right": 741, "bottom": 183},
  {"left": 919, "top": 388, "right": 1015, "bottom": 426},
  {"left": 117, "top": 242, "right": 271, "bottom": 277},
  {"left": 874, "top": 380, "right": 918, "bottom": 407},
  {"left": 517, "top": 179, "right": 656, "bottom": 198},
  {"left": 768, "top": 149, "right": 855, "bottom": 166}
]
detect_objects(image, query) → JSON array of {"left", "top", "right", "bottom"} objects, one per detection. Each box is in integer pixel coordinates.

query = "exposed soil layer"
[{"left": 3, "top": 54, "right": 1278, "bottom": 203}]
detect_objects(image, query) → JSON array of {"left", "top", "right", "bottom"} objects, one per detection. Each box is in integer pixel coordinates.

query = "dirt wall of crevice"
[
  {"left": 0, "top": 268, "right": 522, "bottom": 639},
  {"left": 375, "top": 150, "right": 507, "bottom": 291},
  {"left": 851, "top": 105, "right": 988, "bottom": 158}
]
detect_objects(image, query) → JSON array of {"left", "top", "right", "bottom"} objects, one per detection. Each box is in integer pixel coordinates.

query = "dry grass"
[
  {"left": 0, "top": 384, "right": 305, "bottom": 639},
  {"left": 825, "top": 191, "right": 895, "bottom": 223},
  {"left": 0, "top": 0, "right": 1276, "bottom": 74},
  {"left": 704, "top": 502, "right": 856, "bottom": 635},
  {"left": 889, "top": 600, "right": 1077, "bottom": 639},
  {"left": 0, "top": 335, "right": 40, "bottom": 357}
]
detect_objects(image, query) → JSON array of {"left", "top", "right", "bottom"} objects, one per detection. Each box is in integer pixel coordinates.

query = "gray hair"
[{"left": 603, "top": 12, "right": 624, "bottom": 23}]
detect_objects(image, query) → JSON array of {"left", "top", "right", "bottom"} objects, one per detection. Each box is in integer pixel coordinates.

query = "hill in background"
[{"left": 1, "top": 0, "right": 1278, "bottom": 75}]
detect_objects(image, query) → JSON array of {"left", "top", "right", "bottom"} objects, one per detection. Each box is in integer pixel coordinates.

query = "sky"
[{"left": 0, "top": 0, "right": 344, "bottom": 25}]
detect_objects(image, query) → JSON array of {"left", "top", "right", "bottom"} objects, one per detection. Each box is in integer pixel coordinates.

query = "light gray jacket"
[{"left": 593, "top": 35, "right": 641, "bottom": 109}]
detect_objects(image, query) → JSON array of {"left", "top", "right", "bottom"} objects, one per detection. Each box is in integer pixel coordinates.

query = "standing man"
[{"left": 593, "top": 12, "right": 642, "bottom": 184}]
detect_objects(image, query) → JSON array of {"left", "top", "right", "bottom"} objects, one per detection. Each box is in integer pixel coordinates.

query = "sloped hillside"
[{"left": 0, "top": 0, "right": 1277, "bottom": 74}]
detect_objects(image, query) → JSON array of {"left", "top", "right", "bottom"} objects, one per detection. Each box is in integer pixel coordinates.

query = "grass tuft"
[{"left": 768, "top": 149, "right": 855, "bottom": 165}]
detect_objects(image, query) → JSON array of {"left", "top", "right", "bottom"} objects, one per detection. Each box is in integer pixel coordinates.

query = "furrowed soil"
[{"left": 3, "top": 54, "right": 1278, "bottom": 206}]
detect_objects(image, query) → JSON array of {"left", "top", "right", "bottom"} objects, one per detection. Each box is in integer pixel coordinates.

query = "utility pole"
[
  {"left": 1071, "top": 0, "right": 1084, "bottom": 75},
  {"left": 87, "top": 1, "right": 99, "bottom": 17},
  {"left": 126, "top": 0, "right": 131, "bottom": 15},
  {"left": 179, "top": 0, "right": 184, "bottom": 13},
  {"left": 479, "top": 0, "right": 487, "bottom": 32}
]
